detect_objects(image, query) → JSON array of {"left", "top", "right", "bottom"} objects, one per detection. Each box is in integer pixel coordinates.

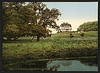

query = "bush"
[
  {"left": 80, "top": 33, "right": 85, "bottom": 37},
  {"left": 3, "top": 24, "right": 20, "bottom": 40},
  {"left": 70, "top": 33, "right": 74, "bottom": 39}
]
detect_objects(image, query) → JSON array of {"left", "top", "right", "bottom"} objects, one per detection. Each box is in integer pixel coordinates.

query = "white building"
[
  {"left": 47, "top": 26, "right": 58, "bottom": 34},
  {"left": 60, "top": 22, "right": 72, "bottom": 32}
]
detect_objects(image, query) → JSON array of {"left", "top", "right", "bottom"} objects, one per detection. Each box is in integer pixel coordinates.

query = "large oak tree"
[{"left": 2, "top": 2, "right": 61, "bottom": 41}]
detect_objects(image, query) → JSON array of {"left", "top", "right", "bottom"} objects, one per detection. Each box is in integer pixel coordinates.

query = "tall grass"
[{"left": 3, "top": 31, "right": 98, "bottom": 69}]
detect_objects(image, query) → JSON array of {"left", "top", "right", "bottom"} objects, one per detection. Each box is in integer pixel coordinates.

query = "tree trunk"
[{"left": 37, "top": 36, "right": 40, "bottom": 42}]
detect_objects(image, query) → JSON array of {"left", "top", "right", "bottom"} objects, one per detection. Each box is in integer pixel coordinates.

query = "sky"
[{"left": 43, "top": 2, "right": 98, "bottom": 31}]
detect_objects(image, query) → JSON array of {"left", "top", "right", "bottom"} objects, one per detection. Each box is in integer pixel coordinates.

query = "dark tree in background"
[{"left": 77, "top": 21, "right": 98, "bottom": 32}]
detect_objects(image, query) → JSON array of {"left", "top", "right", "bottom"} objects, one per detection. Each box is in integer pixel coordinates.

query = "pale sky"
[{"left": 43, "top": 2, "right": 98, "bottom": 31}]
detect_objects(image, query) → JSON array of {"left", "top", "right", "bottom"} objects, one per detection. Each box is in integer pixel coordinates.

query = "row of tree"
[
  {"left": 3, "top": 2, "right": 61, "bottom": 41},
  {"left": 77, "top": 21, "right": 98, "bottom": 32}
]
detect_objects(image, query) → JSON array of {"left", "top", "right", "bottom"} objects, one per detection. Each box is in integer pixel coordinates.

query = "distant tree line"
[
  {"left": 77, "top": 21, "right": 98, "bottom": 32},
  {"left": 2, "top": 2, "right": 61, "bottom": 41}
]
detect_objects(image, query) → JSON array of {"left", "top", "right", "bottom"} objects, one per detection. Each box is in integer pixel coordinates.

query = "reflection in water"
[
  {"left": 47, "top": 60, "right": 72, "bottom": 71},
  {"left": 20, "top": 60, "right": 48, "bottom": 68},
  {"left": 7, "top": 58, "right": 98, "bottom": 71},
  {"left": 46, "top": 58, "right": 98, "bottom": 71},
  {"left": 79, "top": 58, "right": 98, "bottom": 66},
  {"left": 9, "top": 60, "right": 49, "bottom": 71}
]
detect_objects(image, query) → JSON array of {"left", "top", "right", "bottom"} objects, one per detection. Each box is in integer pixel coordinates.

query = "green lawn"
[{"left": 3, "top": 31, "right": 98, "bottom": 70}]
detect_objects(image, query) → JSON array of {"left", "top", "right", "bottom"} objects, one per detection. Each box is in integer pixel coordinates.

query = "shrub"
[{"left": 80, "top": 33, "right": 85, "bottom": 37}]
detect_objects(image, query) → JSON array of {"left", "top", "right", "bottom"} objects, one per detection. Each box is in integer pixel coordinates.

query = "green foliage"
[
  {"left": 2, "top": 2, "right": 31, "bottom": 40},
  {"left": 2, "top": 2, "right": 61, "bottom": 41},
  {"left": 31, "top": 24, "right": 49, "bottom": 37},
  {"left": 70, "top": 33, "right": 74, "bottom": 39},
  {"left": 2, "top": 2, "right": 25, "bottom": 26},
  {"left": 77, "top": 21, "right": 98, "bottom": 32},
  {"left": 80, "top": 33, "right": 85, "bottom": 37},
  {"left": 3, "top": 24, "right": 19, "bottom": 40}
]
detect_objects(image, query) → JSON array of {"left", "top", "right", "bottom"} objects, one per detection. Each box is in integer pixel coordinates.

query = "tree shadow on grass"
[
  {"left": 3, "top": 39, "right": 35, "bottom": 43},
  {"left": 3, "top": 38, "right": 54, "bottom": 43}
]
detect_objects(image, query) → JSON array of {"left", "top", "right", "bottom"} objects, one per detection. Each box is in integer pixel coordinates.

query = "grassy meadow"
[{"left": 3, "top": 31, "right": 98, "bottom": 70}]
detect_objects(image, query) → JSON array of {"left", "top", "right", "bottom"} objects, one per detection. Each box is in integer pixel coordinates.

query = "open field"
[{"left": 3, "top": 31, "right": 98, "bottom": 70}]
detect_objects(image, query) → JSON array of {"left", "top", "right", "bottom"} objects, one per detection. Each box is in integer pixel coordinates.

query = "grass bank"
[{"left": 3, "top": 31, "right": 98, "bottom": 69}]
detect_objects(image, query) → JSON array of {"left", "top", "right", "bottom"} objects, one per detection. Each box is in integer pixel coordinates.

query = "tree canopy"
[
  {"left": 2, "top": 2, "right": 61, "bottom": 41},
  {"left": 77, "top": 21, "right": 98, "bottom": 32}
]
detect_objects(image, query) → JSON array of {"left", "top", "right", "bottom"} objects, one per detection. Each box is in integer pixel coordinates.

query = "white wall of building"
[{"left": 47, "top": 27, "right": 58, "bottom": 34}]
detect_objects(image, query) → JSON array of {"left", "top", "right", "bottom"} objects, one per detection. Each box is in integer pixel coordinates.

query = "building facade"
[{"left": 60, "top": 22, "right": 72, "bottom": 32}]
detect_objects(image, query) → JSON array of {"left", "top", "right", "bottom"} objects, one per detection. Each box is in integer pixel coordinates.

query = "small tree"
[
  {"left": 70, "top": 33, "right": 74, "bottom": 40},
  {"left": 80, "top": 33, "right": 85, "bottom": 37}
]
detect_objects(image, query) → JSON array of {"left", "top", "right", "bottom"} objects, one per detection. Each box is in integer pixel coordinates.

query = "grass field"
[{"left": 3, "top": 31, "right": 98, "bottom": 70}]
